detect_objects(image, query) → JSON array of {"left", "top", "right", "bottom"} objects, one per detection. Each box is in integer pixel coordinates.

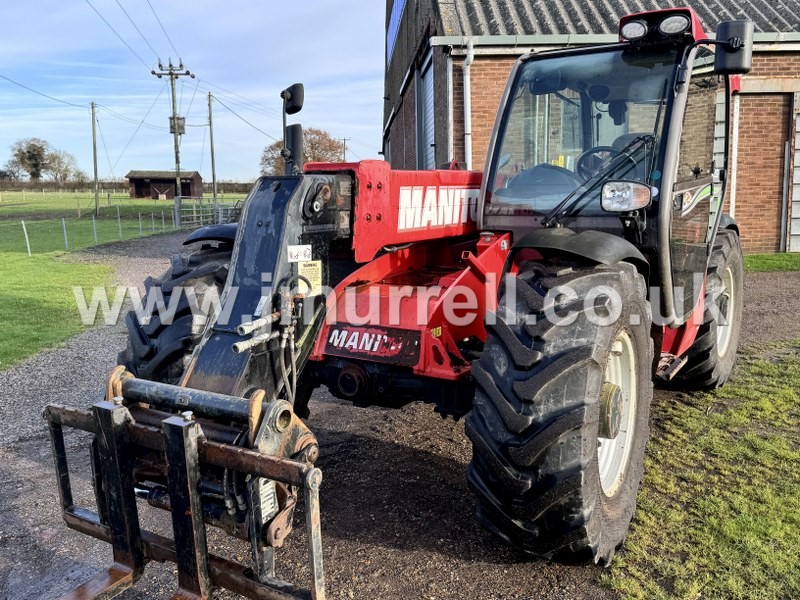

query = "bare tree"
[
  {"left": 1, "top": 158, "right": 23, "bottom": 180},
  {"left": 46, "top": 149, "right": 79, "bottom": 184},
  {"left": 259, "top": 128, "right": 344, "bottom": 176}
]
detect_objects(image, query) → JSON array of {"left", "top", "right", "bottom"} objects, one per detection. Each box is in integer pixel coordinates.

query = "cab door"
[{"left": 670, "top": 49, "right": 720, "bottom": 321}]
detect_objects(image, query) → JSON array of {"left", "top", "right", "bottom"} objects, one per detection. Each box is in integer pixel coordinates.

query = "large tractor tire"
[
  {"left": 668, "top": 229, "right": 743, "bottom": 389},
  {"left": 466, "top": 261, "right": 653, "bottom": 565},
  {"left": 118, "top": 244, "right": 231, "bottom": 383}
]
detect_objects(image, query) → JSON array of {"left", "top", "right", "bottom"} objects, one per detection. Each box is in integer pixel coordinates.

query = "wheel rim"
[
  {"left": 597, "top": 330, "right": 637, "bottom": 497},
  {"left": 716, "top": 266, "right": 735, "bottom": 357}
]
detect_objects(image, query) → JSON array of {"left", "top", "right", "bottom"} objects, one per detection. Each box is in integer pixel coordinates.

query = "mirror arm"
[{"left": 676, "top": 38, "right": 740, "bottom": 85}]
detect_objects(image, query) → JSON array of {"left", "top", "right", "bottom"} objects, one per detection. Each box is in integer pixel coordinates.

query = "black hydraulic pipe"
[{"left": 121, "top": 377, "right": 256, "bottom": 423}]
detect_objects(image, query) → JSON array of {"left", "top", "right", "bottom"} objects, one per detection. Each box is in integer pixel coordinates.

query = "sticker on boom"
[
  {"left": 325, "top": 326, "right": 421, "bottom": 366},
  {"left": 397, "top": 186, "right": 480, "bottom": 231}
]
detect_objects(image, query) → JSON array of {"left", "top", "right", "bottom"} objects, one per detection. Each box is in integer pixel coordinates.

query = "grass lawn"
[
  {"left": 744, "top": 252, "right": 800, "bottom": 272},
  {"left": 606, "top": 343, "right": 800, "bottom": 599},
  {"left": 0, "top": 251, "right": 112, "bottom": 369},
  {"left": 0, "top": 190, "right": 245, "bottom": 220},
  {"left": 0, "top": 213, "right": 174, "bottom": 253},
  {"left": 0, "top": 191, "right": 246, "bottom": 253}
]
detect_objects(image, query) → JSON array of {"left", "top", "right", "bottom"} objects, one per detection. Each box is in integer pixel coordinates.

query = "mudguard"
[
  {"left": 513, "top": 228, "right": 649, "bottom": 274},
  {"left": 183, "top": 222, "right": 238, "bottom": 246}
]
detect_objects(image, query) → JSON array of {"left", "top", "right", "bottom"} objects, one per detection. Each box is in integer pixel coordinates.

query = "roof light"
[
  {"left": 601, "top": 181, "right": 652, "bottom": 212},
  {"left": 620, "top": 20, "right": 648, "bottom": 41},
  {"left": 658, "top": 14, "right": 691, "bottom": 35}
]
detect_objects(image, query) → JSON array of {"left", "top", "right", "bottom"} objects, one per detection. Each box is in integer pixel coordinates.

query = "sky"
[{"left": 0, "top": 1, "right": 386, "bottom": 183}]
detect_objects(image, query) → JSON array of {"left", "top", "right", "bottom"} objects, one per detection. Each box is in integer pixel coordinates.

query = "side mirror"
[
  {"left": 714, "top": 20, "right": 754, "bottom": 75},
  {"left": 285, "top": 124, "right": 304, "bottom": 174},
  {"left": 281, "top": 83, "right": 305, "bottom": 115}
]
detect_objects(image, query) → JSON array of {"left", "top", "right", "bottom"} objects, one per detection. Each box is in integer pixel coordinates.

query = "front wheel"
[
  {"left": 466, "top": 261, "right": 653, "bottom": 564},
  {"left": 668, "top": 229, "right": 744, "bottom": 389}
]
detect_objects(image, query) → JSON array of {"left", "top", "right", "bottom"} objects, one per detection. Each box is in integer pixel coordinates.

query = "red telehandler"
[{"left": 46, "top": 8, "right": 753, "bottom": 599}]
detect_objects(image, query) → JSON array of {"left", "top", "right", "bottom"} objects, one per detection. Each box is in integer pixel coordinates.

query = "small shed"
[{"left": 126, "top": 170, "right": 203, "bottom": 199}]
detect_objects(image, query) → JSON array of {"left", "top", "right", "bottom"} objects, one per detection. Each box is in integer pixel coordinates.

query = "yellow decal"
[
  {"left": 431, "top": 326, "right": 442, "bottom": 338},
  {"left": 298, "top": 261, "right": 322, "bottom": 296}
]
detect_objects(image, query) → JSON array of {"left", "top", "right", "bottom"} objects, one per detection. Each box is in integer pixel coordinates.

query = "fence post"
[
  {"left": 107, "top": 192, "right": 111, "bottom": 206},
  {"left": 62, "top": 218, "right": 69, "bottom": 250},
  {"left": 21, "top": 220, "right": 31, "bottom": 257},
  {"left": 138, "top": 213, "right": 142, "bottom": 238},
  {"left": 92, "top": 215, "right": 98, "bottom": 244},
  {"left": 151, "top": 212, "right": 155, "bottom": 232},
  {"left": 162, "top": 210, "right": 166, "bottom": 231},
  {"left": 172, "top": 208, "right": 176, "bottom": 229},
  {"left": 117, "top": 205, "right": 123, "bottom": 240}
]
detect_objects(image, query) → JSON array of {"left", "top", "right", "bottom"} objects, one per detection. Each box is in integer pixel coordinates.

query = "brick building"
[{"left": 383, "top": 0, "right": 800, "bottom": 253}]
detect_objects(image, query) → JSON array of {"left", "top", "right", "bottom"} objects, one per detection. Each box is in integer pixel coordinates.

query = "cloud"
[{"left": 0, "top": 0, "right": 386, "bottom": 181}]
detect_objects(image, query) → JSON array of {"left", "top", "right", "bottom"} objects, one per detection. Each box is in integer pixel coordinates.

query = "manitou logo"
[
  {"left": 325, "top": 326, "right": 421, "bottom": 365},
  {"left": 328, "top": 328, "right": 391, "bottom": 353},
  {"left": 397, "top": 186, "right": 480, "bottom": 231}
]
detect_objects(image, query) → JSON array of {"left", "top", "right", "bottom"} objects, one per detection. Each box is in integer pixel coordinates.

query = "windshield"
[{"left": 487, "top": 46, "right": 677, "bottom": 221}]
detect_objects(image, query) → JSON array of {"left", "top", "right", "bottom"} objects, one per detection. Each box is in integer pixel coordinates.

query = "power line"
[
  {"left": 197, "top": 79, "right": 283, "bottom": 119},
  {"left": 110, "top": 81, "right": 168, "bottom": 171},
  {"left": 84, "top": 0, "right": 151, "bottom": 69},
  {"left": 198, "top": 78, "right": 375, "bottom": 152},
  {"left": 146, "top": 0, "right": 181, "bottom": 59},
  {"left": 95, "top": 116, "right": 117, "bottom": 180},
  {"left": 199, "top": 124, "right": 207, "bottom": 173},
  {"left": 212, "top": 95, "right": 279, "bottom": 141},
  {"left": 114, "top": 0, "right": 159, "bottom": 60},
  {"left": 98, "top": 104, "right": 168, "bottom": 132},
  {"left": 0, "top": 74, "right": 86, "bottom": 109},
  {"left": 185, "top": 77, "right": 201, "bottom": 118}
]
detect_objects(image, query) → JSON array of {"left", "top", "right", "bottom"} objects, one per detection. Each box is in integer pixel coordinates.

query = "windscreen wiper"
[{"left": 542, "top": 135, "right": 653, "bottom": 227}]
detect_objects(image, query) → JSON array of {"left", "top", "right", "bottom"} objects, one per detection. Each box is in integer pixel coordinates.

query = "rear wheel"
[
  {"left": 118, "top": 244, "right": 231, "bottom": 383},
  {"left": 668, "top": 229, "right": 743, "bottom": 389},
  {"left": 466, "top": 261, "right": 653, "bottom": 564}
]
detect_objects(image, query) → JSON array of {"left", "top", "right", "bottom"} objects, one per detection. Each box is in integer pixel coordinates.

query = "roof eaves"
[{"left": 431, "top": 31, "right": 800, "bottom": 48}]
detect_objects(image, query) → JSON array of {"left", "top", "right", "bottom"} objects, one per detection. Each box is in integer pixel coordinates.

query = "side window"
[{"left": 670, "top": 49, "right": 720, "bottom": 321}]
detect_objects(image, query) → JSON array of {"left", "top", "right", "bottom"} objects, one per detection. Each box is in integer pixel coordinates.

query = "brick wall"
[{"left": 735, "top": 93, "right": 792, "bottom": 254}]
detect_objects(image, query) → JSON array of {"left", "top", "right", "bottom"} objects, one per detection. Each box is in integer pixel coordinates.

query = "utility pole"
[
  {"left": 152, "top": 60, "right": 194, "bottom": 226},
  {"left": 340, "top": 137, "right": 350, "bottom": 162},
  {"left": 91, "top": 101, "right": 100, "bottom": 216},
  {"left": 208, "top": 92, "right": 218, "bottom": 221}
]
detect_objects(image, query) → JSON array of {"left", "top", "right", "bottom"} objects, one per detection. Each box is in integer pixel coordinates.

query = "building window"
[
  {"left": 387, "top": 0, "right": 407, "bottom": 63},
  {"left": 416, "top": 52, "right": 435, "bottom": 169}
]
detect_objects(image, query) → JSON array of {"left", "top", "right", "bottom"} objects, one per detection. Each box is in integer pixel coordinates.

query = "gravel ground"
[{"left": 0, "top": 233, "right": 797, "bottom": 600}]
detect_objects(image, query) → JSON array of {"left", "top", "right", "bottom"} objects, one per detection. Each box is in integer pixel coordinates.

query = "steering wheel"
[{"left": 576, "top": 146, "right": 636, "bottom": 180}]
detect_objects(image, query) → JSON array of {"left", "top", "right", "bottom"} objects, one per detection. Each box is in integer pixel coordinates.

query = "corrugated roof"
[
  {"left": 125, "top": 170, "right": 201, "bottom": 179},
  {"left": 436, "top": 0, "right": 800, "bottom": 36}
]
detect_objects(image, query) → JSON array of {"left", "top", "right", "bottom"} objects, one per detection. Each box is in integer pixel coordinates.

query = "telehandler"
[{"left": 45, "top": 7, "right": 752, "bottom": 599}]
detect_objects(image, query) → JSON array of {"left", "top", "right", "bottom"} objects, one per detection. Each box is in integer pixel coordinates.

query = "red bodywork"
[
  {"left": 304, "top": 160, "right": 700, "bottom": 381},
  {"left": 306, "top": 161, "right": 510, "bottom": 380}
]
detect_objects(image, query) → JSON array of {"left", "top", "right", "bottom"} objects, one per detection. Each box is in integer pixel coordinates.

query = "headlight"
[
  {"left": 658, "top": 14, "right": 691, "bottom": 35},
  {"left": 620, "top": 21, "right": 648, "bottom": 41},
  {"left": 601, "top": 181, "right": 652, "bottom": 212}
]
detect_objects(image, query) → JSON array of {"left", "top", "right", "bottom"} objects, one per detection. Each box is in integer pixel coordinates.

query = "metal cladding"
[{"left": 437, "top": 0, "right": 798, "bottom": 36}]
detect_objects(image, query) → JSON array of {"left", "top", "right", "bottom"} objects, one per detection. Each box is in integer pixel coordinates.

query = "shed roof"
[
  {"left": 125, "top": 170, "right": 201, "bottom": 180},
  {"left": 436, "top": 0, "right": 800, "bottom": 37}
]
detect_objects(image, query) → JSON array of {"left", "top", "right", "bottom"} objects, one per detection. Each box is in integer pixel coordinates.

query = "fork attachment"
[{"left": 44, "top": 367, "right": 325, "bottom": 600}]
